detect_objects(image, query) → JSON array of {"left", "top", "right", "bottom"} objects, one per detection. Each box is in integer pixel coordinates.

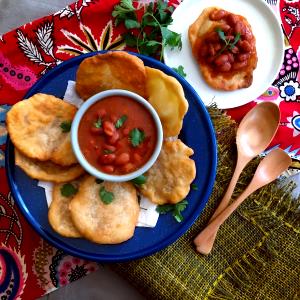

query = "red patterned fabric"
[{"left": 0, "top": 0, "right": 298, "bottom": 299}]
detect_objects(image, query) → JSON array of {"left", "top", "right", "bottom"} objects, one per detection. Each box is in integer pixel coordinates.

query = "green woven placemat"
[{"left": 110, "top": 107, "right": 300, "bottom": 300}]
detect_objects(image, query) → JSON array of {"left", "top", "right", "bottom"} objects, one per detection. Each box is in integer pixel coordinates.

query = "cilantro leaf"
[
  {"left": 95, "top": 178, "right": 104, "bottom": 184},
  {"left": 129, "top": 128, "right": 145, "bottom": 147},
  {"left": 131, "top": 175, "right": 147, "bottom": 186},
  {"left": 191, "top": 183, "right": 198, "bottom": 191},
  {"left": 172, "top": 65, "right": 186, "bottom": 78},
  {"left": 94, "top": 117, "right": 102, "bottom": 128},
  {"left": 99, "top": 186, "right": 114, "bottom": 204},
  {"left": 156, "top": 199, "right": 188, "bottom": 223},
  {"left": 161, "top": 27, "right": 182, "bottom": 50},
  {"left": 103, "top": 149, "right": 113, "bottom": 154},
  {"left": 230, "top": 32, "right": 241, "bottom": 49},
  {"left": 60, "top": 183, "right": 78, "bottom": 197},
  {"left": 112, "top": 0, "right": 136, "bottom": 26},
  {"left": 125, "top": 19, "right": 140, "bottom": 29},
  {"left": 115, "top": 115, "right": 127, "bottom": 128},
  {"left": 60, "top": 121, "right": 72, "bottom": 133},
  {"left": 215, "top": 27, "right": 227, "bottom": 42}
]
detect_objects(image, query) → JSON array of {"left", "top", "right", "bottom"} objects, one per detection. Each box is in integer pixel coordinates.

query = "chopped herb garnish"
[
  {"left": 129, "top": 128, "right": 145, "bottom": 147},
  {"left": 103, "top": 149, "right": 114, "bottom": 154},
  {"left": 95, "top": 178, "right": 104, "bottom": 184},
  {"left": 112, "top": 0, "right": 182, "bottom": 61},
  {"left": 156, "top": 199, "right": 188, "bottom": 223},
  {"left": 60, "top": 183, "right": 78, "bottom": 197},
  {"left": 60, "top": 121, "right": 72, "bottom": 132},
  {"left": 131, "top": 174, "right": 147, "bottom": 186},
  {"left": 191, "top": 183, "right": 198, "bottom": 191},
  {"left": 94, "top": 117, "right": 102, "bottom": 128},
  {"left": 215, "top": 27, "right": 241, "bottom": 56},
  {"left": 172, "top": 65, "right": 186, "bottom": 78},
  {"left": 115, "top": 115, "right": 127, "bottom": 128},
  {"left": 99, "top": 186, "right": 114, "bottom": 204}
]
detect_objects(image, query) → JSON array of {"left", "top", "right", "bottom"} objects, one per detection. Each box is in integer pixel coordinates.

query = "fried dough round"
[
  {"left": 145, "top": 67, "right": 188, "bottom": 137},
  {"left": 140, "top": 140, "right": 196, "bottom": 204},
  {"left": 69, "top": 177, "right": 139, "bottom": 244},
  {"left": 188, "top": 7, "right": 257, "bottom": 90},
  {"left": 76, "top": 51, "right": 147, "bottom": 100},
  {"left": 7, "top": 93, "right": 77, "bottom": 166},
  {"left": 15, "top": 149, "right": 85, "bottom": 183},
  {"left": 49, "top": 181, "right": 82, "bottom": 238}
]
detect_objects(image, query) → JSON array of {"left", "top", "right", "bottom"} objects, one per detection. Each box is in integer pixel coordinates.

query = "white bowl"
[{"left": 71, "top": 89, "right": 163, "bottom": 182}]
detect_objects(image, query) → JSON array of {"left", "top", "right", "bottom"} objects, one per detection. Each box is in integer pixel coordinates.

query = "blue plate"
[{"left": 5, "top": 51, "right": 217, "bottom": 262}]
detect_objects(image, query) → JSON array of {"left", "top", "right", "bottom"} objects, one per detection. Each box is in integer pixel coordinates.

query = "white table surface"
[{"left": 0, "top": 0, "right": 144, "bottom": 299}]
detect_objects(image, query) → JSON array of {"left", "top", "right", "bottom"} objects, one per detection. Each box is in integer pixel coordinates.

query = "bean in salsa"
[{"left": 78, "top": 96, "right": 157, "bottom": 175}]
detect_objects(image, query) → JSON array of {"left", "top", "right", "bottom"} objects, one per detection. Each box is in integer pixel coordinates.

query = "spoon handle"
[
  {"left": 194, "top": 184, "right": 257, "bottom": 255},
  {"left": 210, "top": 154, "right": 248, "bottom": 221}
]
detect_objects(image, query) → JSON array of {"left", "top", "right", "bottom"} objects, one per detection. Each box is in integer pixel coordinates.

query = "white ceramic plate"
[{"left": 164, "top": 0, "right": 284, "bottom": 109}]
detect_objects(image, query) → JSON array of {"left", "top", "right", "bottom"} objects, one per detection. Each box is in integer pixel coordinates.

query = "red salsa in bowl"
[{"left": 71, "top": 89, "right": 163, "bottom": 181}]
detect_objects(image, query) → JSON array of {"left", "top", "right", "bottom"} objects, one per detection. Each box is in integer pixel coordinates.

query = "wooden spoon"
[
  {"left": 194, "top": 102, "right": 280, "bottom": 254},
  {"left": 194, "top": 148, "right": 291, "bottom": 255}
]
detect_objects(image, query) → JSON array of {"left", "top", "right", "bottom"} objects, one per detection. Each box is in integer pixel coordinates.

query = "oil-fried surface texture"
[
  {"left": 145, "top": 67, "right": 188, "bottom": 137},
  {"left": 69, "top": 177, "right": 139, "bottom": 244},
  {"left": 15, "top": 150, "right": 85, "bottom": 183},
  {"left": 140, "top": 140, "right": 196, "bottom": 204},
  {"left": 7, "top": 93, "right": 77, "bottom": 166},
  {"left": 76, "top": 51, "right": 147, "bottom": 100},
  {"left": 188, "top": 7, "right": 257, "bottom": 90},
  {"left": 49, "top": 181, "right": 82, "bottom": 238}
]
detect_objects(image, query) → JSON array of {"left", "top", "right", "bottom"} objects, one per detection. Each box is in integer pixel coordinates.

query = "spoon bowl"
[{"left": 237, "top": 102, "right": 280, "bottom": 157}]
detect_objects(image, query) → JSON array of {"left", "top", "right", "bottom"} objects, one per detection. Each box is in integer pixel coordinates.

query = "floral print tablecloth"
[{"left": 0, "top": 1, "right": 299, "bottom": 299}]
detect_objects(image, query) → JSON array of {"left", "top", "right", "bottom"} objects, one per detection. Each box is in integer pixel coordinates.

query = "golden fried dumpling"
[{"left": 139, "top": 140, "right": 196, "bottom": 205}]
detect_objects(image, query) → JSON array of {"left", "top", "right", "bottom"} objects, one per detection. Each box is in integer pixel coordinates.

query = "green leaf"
[
  {"left": 131, "top": 175, "right": 147, "bottom": 186},
  {"left": 112, "top": 0, "right": 137, "bottom": 26},
  {"left": 60, "top": 183, "right": 78, "bottom": 197},
  {"left": 156, "top": 199, "right": 188, "bottom": 223},
  {"left": 161, "top": 27, "right": 182, "bottom": 50},
  {"left": 115, "top": 115, "right": 127, "bottom": 128},
  {"left": 125, "top": 19, "right": 140, "bottom": 29},
  {"left": 123, "top": 33, "right": 137, "bottom": 47},
  {"left": 129, "top": 128, "right": 145, "bottom": 147},
  {"left": 146, "top": 40, "right": 161, "bottom": 47},
  {"left": 215, "top": 27, "right": 226, "bottom": 42},
  {"left": 60, "top": 121, "right": 72, "bottom": 133},
  {"left": 230, "top": 32, "right": 241, "bottom": 49},
  {"left": 94, "top": 117, "right": 102, "bottom": 128},
  {"left": 95, "top": 178, "right": 104, "bottom": 184},
  {"left": 99, "top": 186, "right": 114, "bottom": 204},
  {"left": 191, "top": 183, "right": 198, "bottom": 190},
  {"left": 172, "top": 65, "right": 186, "bottom": 78},
  {"left": 103, "top": 149, "right": 113, "bottom": 154}
]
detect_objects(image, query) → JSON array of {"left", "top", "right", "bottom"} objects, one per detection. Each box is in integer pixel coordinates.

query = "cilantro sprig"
[
  {"left": 112, "top": 0, "right": 182, "bottom": 61},
  {"left": 94, "top": 117, "right": 102, "bottom": 128},
  {"left": 129, "top": 128, "right": 145, "bottom": 147},
  {"left": 99, "top": 186, "right": 114, "bottom": 204},
  {"left": 60, "top": 121, "right": 72, "bottom": 133},
  {"left": 60, "top": 183, "right": 78, "bottom": 197},
  {"left": 115, "top": 115, "right": 127, "bottom": 128},
  {"left": 172, "top": 65, "right": 186, "bottom": 78},
  {"left": 215, "top": 27, "right": 241, "bottom": 56},
  {"left": 156, "top": 199, "right": 188, "bottom": 223},
  {"left": 131, "top": 174, "right": 147, "bottom": 186}
]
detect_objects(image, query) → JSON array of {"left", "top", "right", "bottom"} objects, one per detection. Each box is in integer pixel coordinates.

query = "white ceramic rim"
[{"left": 71, "top": 89, "right": 163, "bottom": 182}]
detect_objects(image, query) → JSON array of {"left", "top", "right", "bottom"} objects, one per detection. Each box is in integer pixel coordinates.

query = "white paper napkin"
[{"left": 38, "top": 81, "right": 159, "bottom": 228}]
